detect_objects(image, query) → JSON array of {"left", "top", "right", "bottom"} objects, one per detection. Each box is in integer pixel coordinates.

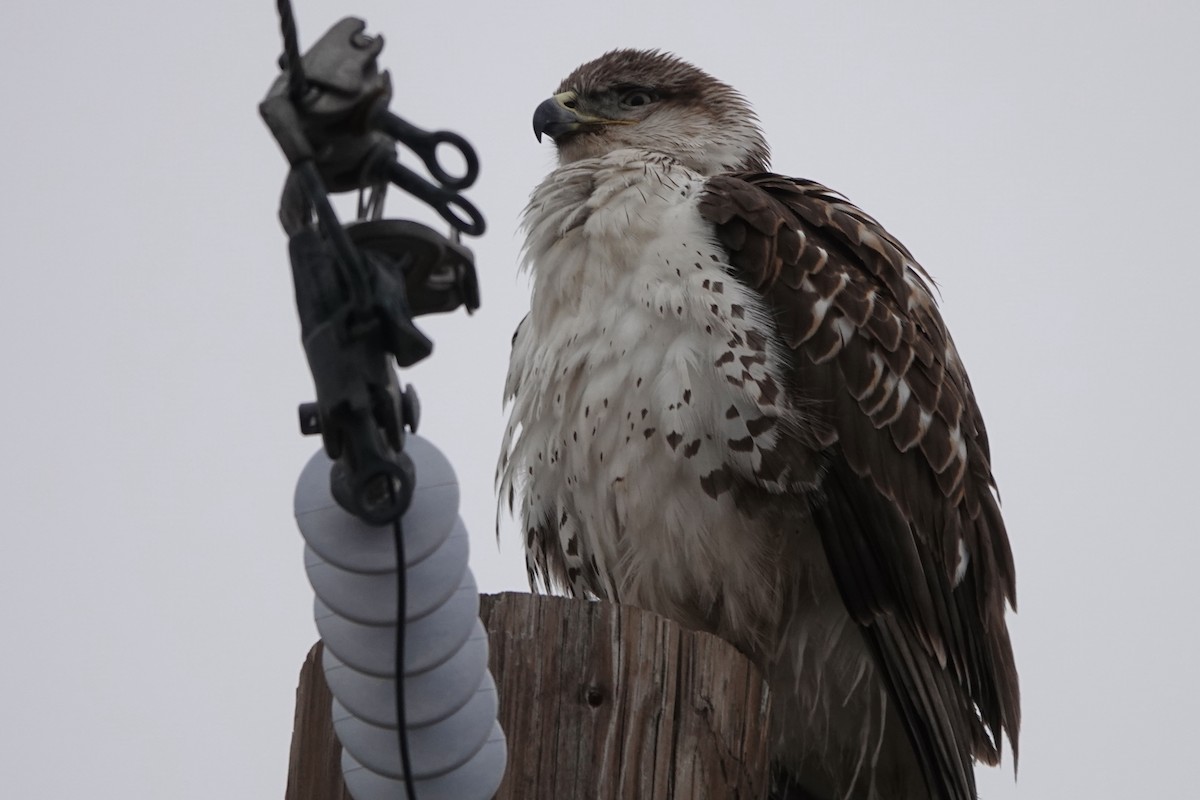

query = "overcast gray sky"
[{"left": 2, "top": 1, "right": 1197, "bottom": 797}]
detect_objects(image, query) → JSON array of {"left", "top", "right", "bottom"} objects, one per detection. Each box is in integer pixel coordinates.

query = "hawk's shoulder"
[{"left": 699, "top": 172, "right": 1020, "bottom": 800}]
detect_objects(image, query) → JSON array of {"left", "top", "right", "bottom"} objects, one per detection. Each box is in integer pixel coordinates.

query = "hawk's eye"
[{"left": 619, "top": 89, "right": 658, "bottom": 108}]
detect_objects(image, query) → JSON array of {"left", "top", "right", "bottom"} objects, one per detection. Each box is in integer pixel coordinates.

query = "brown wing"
[{"left": 700, "top": 174, "right": 1019, "bottom": 800}]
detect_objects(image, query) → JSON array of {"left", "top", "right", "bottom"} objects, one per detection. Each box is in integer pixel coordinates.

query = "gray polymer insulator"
[{"left": 294, "top": 434, "right": 507, "bottom": 800}]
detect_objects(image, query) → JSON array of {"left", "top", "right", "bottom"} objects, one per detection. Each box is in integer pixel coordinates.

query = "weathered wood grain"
[
  {"left": 284, "top": 592, "right": 771, "bottom": 799},
  {"left": 285, "top": 641, "right": 351, "bottom": 800},
  {"left": 480, "top": 592, "right": 771, "bottom": 800}
]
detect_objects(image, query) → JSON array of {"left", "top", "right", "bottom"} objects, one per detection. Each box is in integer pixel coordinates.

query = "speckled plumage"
[
  {"left": 499, "top": 50, "right": 1018, "bottom": 800},
  {"left": 500, "top": 151, "right": 797, "bottom": 636}
]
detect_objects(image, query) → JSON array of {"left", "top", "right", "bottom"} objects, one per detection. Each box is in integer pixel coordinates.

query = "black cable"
[
  {"left": 391, "top": 503, "right": 419, "bottom": 799},
  {"left": 266, "top": 6, "right": 474, "bottom": 795},
  {"left": 294, "top": 162, "right": 373, "bottom": 310},
  {"left": 276, "top": 0, "right": 308, "bottom": 101}
]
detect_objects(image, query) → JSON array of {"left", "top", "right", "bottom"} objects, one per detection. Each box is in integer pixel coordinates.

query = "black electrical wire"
[
  {"left": 276, "top": 0, "right": 307, "bottom": 101},
  {"left": 392, "top": 503, "right": 419, "bottom": 799},
  {"left": 269, "top": 6, "right": 437, "bottom": 793}
]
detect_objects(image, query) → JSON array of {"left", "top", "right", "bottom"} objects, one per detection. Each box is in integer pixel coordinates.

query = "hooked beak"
[
  {"left": 533, "top": 92, "right": 584, "bottom": 143},
  {"left": 533, "top": 91, "right": 632, "bottom": 143}
]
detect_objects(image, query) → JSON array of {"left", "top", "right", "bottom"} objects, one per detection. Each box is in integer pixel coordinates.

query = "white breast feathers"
[{"left": 498, "top": 149, "right": 797, "bottom": 648}]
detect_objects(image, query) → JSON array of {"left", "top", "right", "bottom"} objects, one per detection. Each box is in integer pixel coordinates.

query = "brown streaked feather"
[{"left": 700, "top": 173, "right": 1019, "bottom": 800}]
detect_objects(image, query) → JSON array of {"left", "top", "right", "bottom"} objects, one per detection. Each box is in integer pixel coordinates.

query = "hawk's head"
[{"left": 533, "top": 49, "right": 770, "bottom": 176}]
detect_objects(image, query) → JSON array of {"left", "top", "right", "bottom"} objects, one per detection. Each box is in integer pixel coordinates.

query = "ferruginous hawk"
[{"left": 497, "top": 49, "right": 1018, "bottom": 800}]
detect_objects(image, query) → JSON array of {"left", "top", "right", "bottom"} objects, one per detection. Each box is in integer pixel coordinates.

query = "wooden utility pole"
[
  {"left": 285, "top": 592, "right": 773, "bottom": 800},
  {"left": 286, "top": 643, "right": 350, "bottom": 800}
]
